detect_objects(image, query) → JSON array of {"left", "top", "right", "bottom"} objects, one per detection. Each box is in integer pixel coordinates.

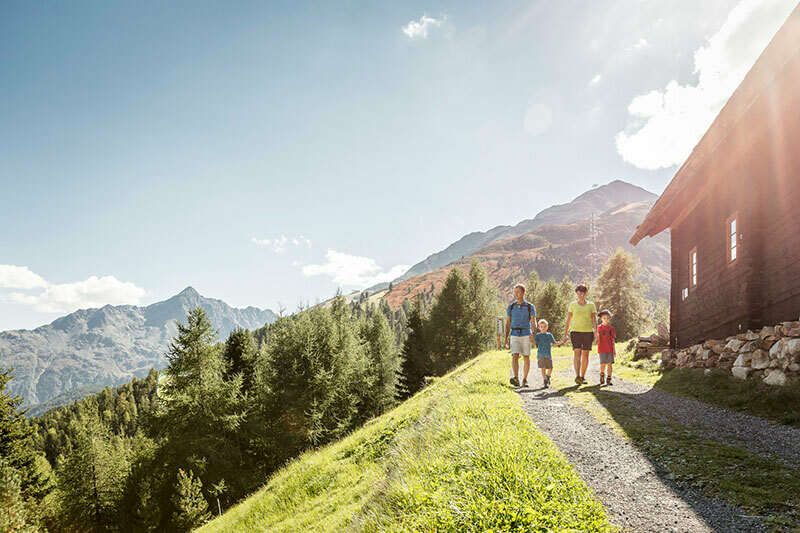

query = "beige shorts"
[{"left": 509, "top": 335, "right": 531, "bottom": 356}]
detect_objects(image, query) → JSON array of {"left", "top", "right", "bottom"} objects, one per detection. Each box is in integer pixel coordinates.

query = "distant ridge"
[
  {"left": 0, "top": 287, "right": 277, "bottom": 408},
  {"left": 396, "top": 180, "right": 657, "bottom": 282}
]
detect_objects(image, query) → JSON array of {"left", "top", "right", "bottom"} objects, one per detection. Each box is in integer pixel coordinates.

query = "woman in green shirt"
[{"left": 559, "top": 284, "right": 597, "bottom": 385}]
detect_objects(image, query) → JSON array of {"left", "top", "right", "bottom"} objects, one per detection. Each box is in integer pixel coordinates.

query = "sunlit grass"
[{"left": 199, "top": 351, "right": 614, "bottom": 532}]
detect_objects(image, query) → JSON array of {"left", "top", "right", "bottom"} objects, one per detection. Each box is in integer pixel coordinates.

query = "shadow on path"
[{"left": 515, "top": 365, "right": 799, "bottom": 532}]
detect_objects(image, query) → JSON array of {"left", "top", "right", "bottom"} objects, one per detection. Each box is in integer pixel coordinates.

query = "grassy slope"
[{"left": 199, "top": 351, "right": 613, "bottom": 532}]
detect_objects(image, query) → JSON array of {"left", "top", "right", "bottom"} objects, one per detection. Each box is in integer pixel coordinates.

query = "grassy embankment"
[
  {"left": 200, "top": 351, "right": 614, "bottom": 532},
  {"left": 547, "top": 345, "right": 800, "bottom": 528}
]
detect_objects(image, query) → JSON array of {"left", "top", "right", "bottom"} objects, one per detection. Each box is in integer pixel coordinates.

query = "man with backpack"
[{"left": 505, "top": 283, "right": 537, "bottom": 387}]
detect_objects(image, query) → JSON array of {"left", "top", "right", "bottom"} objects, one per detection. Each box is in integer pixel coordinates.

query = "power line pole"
[{"left": 590, "top": 212, "right": 598, "bottom": 279}]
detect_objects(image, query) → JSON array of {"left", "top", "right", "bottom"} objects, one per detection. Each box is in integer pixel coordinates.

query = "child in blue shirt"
[{"left": 534, "top": 319, "right": 557, "bottom": 388}]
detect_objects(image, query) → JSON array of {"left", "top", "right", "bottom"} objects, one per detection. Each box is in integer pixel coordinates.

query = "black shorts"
[{"left": 570, "top": 331, "right": 594, "bottom": 351}]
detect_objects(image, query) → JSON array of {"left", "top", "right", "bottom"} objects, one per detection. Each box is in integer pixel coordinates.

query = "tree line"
[{"left": 0, "top": 252, "right": 659, "bottom": 531}]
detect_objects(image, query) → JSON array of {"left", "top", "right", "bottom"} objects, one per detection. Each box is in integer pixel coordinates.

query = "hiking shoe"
[
  {"left": 574, "top": 376, "right": 582, "bottom": 386},
  {"left": 522, "top": 380, "right": 528, "bottom": 388},
  {"left": 599, "top": 373, "right": 605, "bottom": 385},
  {"left": 510, "top": 376, "right": 520, "bottom": 387},
  {"left": 606, "top": 377, "right": 613, "bottom": 386},
  {"left": 544, "top": 376, "right": 550, "bottom": 388},
  {"left": 580, "top": 376, "right": 588, "bottom": 385}
]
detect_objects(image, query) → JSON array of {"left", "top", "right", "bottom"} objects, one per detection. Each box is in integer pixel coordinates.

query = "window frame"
[
  {"left": 689, "top": 246, "right": 698, "bottom": 290},
  {"left": 726, "top": 213, "right": 739, "bottom": 264}
]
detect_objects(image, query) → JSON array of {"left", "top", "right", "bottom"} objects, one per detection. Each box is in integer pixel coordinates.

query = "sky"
[{"left": 1, "top": 0, "right": 797, "bottom": 330}]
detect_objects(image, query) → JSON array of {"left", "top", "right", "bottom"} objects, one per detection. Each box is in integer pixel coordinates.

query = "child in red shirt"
[{"left": 597, "top": 309, "right": 616, "bottom": 386}]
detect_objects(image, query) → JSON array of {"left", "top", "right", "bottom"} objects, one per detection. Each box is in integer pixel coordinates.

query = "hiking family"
[{"left": 503, "top": 283, "right": 616, "bottom": 388}]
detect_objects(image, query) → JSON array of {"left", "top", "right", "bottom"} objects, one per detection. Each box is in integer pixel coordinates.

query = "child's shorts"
[
  {"left": 598, "top": 352, "right": 615, "bottom": 364},
  {"left": 537, "top": 356, "right": 553, "bottom": 369}
]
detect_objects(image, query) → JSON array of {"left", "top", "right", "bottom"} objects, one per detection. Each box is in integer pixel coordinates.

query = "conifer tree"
[
  {"left": 427, "top": 269, "right": 470, "bottom": 374},
  {"left": 222, "top": 328, "right": 257, "bottom": 391},
  {"left": 594, "top": 249, "right": 650, "bottom": 341},
  {"left": 397, "top": 302, "right": 431, "bottom": 398},
  {"left": 464, "top": 260, "right": 496, "bottom": 355},
  {"left": 56, "top": 413, "right": 131, "bottom": 531},
  {"left": 0, "top": 370, "right": 50, "bottom": 500},
  {"left": 360, "top": 311, "right": 401, "bottom": 419},
  {"left": 0, "top": 458, "right": 38, "bottom": 533},
  {"left": 155, "top": 307, "right": 247, "bottom": 521},
  {"left": 252, "top": 297, "right": 371, "bottom": 465},
  {"left": 171, "top": 469, "right": 210, "bottom": 531}
]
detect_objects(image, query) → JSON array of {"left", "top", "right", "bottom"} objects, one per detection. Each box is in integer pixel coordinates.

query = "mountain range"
[
  {"left": 0, "top": 287, "right": 276, "bottom": 408},
  {"left": 2, "top": 180, "right": 666, "bottom": 411},
  {"left": 362, "top": 180, "right": 668, "bottom": 309},
  {"left": 397, "top": 180, "right": 660, "bottom": 281}
]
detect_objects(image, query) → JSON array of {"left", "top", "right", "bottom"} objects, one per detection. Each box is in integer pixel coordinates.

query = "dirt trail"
[{"left": 517, "top": 360, "right": 775, "bottom": 532}]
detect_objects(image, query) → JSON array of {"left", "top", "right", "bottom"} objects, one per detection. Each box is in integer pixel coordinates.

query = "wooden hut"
[{"left": 631, "top": 5, "right": 800, "bottom": 348}]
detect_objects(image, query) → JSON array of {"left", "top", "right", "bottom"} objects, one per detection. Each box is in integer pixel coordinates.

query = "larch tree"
[{"left": 594, "top": 249, "right": 650, "bottom": 341}]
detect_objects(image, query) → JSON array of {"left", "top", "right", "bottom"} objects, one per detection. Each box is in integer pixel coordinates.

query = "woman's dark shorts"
[{"left": 570, "top": 331, "right": 594, "bottom": 351}]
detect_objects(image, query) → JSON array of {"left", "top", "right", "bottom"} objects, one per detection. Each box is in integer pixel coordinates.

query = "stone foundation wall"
[{"left": 660, "top": 321, "right": 800, "bottom": 386}]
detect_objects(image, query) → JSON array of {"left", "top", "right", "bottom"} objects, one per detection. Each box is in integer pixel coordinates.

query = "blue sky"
[{"left": 1, "top": 0, "right": 796, "bottom": 329}]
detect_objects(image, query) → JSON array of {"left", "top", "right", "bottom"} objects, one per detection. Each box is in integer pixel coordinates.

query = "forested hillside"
[{"left": 1, "top": 262, "right": 499, "bottom": 532}]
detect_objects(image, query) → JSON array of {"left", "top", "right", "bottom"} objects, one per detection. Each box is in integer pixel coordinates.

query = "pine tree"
[
  {"left": 163, "top": 307, "right": 224, "bottom": 393},
  {"left": 154, "top": 307, "right": 247, "bottom": 523},
  {"left": 594, "top": 249, "right": 650, "bottom": 341},
  {"left": 360, "top": 311, "right": 401, "bottom": 419},
  {"left": 56, "top": 412, "right": 131, "bottom": 531},
  {"left": 0, "top": 458, "right": 38, "bottom": 533},
  {"left": 464, "top": 261, "right": 496, "bottom": 356},
  {"left": 252, "top": 297, "right": 371, "bottom": 465},
  {"left": 397, "top": 302, "right": 431, "bottom": 398},
  {"left": 0, "top": 369, "right": 51, "bottom": 501},
  {"left": 427, "top": 269, "right": 471, "bottom": 374},
  {"left": 222, "top": 328, "right": 257, "bottom": 391},
  {"left": 171, "top": 469, "right": 210, "bottom": 531}
]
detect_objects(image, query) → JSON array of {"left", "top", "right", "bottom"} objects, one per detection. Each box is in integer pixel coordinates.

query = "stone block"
[
  {"left": 764, "top": 369, "right": 787, "bottom": 386},
  {"left": 751, "top": 349, "right": 770, "bottom": 370},
  {"left": 731, "top": 366, "right": 751, "bottom": 380},
  {"left": 733, "top": 353, "right": 751, "bottom": 367}
]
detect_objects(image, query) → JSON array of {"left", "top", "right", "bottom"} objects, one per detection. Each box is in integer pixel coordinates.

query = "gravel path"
[{"left": 516, "top": 360, "right": 774, "bottom": 532}]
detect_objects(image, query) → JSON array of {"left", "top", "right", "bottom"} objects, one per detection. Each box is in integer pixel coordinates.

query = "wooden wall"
[{"left": 670, "top": 48, "right": 800, "bottom": 348}]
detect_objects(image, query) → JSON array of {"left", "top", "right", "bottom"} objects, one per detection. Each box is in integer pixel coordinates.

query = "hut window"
[
  {"left": 727, "top": 215, "right": 738, "bottom": 262},
  {"left": 689, "top": 247, "right": 698, "bottom": 289},
  {"left": 681, "top": 287, "right": 689, "bottom": 301}
]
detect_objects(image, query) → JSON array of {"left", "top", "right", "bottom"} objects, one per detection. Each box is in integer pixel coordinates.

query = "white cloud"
[
  {"left": 251, "top": 235, "right": 311, "bottom": 254},
  {"left": 616, "top": 0, "right": 796, "bottom": 170},
  {"left": 3, "top": 270, "right": 146, "bottom": 313},
  {"left": 523, "top": 102, "right": 553, "bottom": 135},
  {"left": 632, "top": 37, "right": 649, "bottom": 50},
  {"left": 588, "top": 73, "right": 602, "bottom": 87},
  {"left": 302, "top": 250, "right": 409, "bottom": 288},
  {"left": 402, "top": 15, "right": 444, "bottom": 40},
  {"left": 0, "top": 265, "right": 48, "bottom": 289}
]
